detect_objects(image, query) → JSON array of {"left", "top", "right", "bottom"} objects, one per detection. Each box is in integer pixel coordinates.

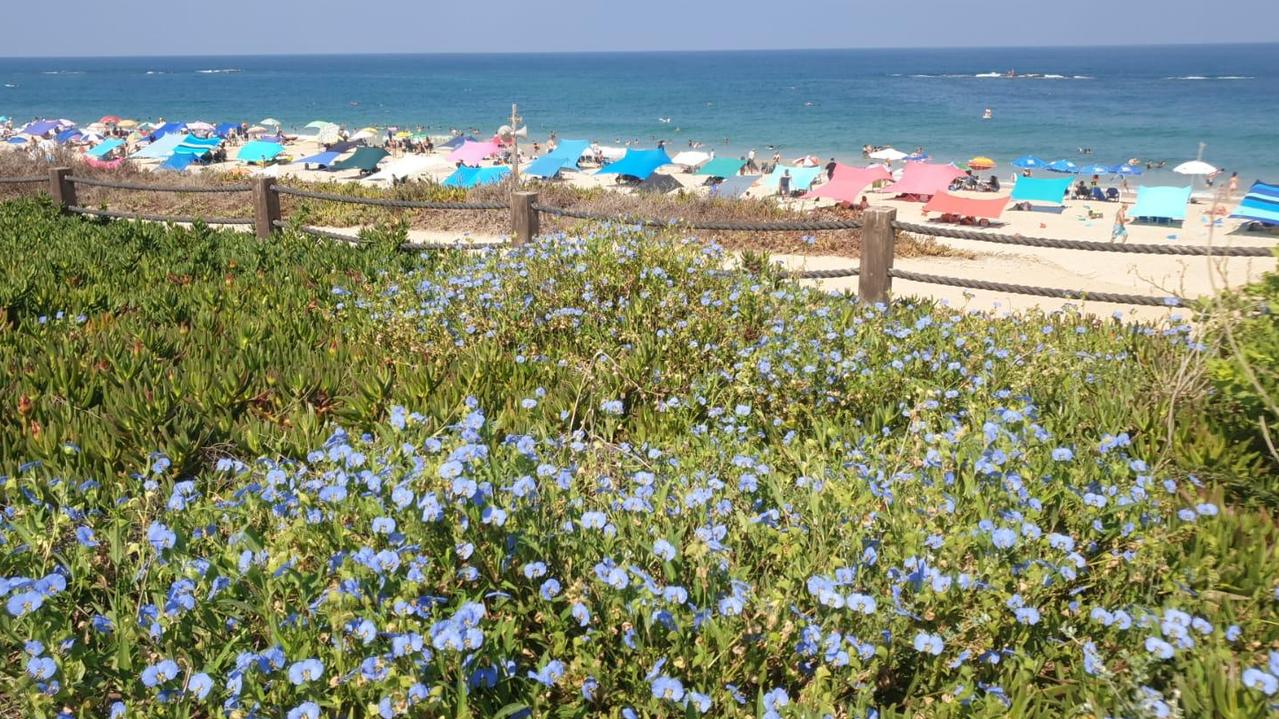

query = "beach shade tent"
[
  {"left": 760, "top": 165, "right": 823, "bottom": 192},
  {"left": 882, "top": 162, "right": 967, "bottom": 197},
  {"left": 173, "top": 135, "right": 223, "bottom": 157},
  {"left": 923, "top": 191, "right": 1010, "bottom": 221},
  {"left": 83, "top": 156, "right": 125, "bottom": 171},
  {"left": 297, "top": 150, "right": 344, "bottom": 167},
  {"left": 669, "top": 150, "right": 711, "bottom": 169},
  {"left": 364, "top": 154, "right": 450, "bottom": 183},
  {"left": 524, "top": 139, "right": 591, "bottom": 179},
  {"left": 148, "top": 122, "right": 186, "bottom": 141},
  {"left": 1010, "top": 176, "right": 1073, "bottom": 206},
  {"left": 55, "top": 128, "right": 82, "bottom": 144},
  {"left": 696, "top": 157, "right": 747, "bottom": 178},
  {"left": 869, "top": 147, "right": 909, "bottom": 161},
  {"left": 215, "top": 122, "right": 240, "bottom": 138},
  {"left": 21, "top": 120, "right": 61, "bottom": 136},
  {"left": 237, "top": 140, "right": 286, "bottom": 164},
  {"left": 1230, "top": 181, "right": 1279, "bottom": 226},
  {"left": 85, "top": 138, "right": 124, "bottom": 158},
  {"left": 329, "top": 146, "right": 389, "bottom": 173},
  {"left": 442, "top": 165, "right": 511, "bottom": 188},
  {"left": 596, "top": 149, "right": 673, "bottom": 181},
  {"left": 1130, "top": 186, "right": 1193, "bottom": 222},
  {"left": 439, "top": 134, "right": 479, "bottom": 150},
  {"left": 710, "top": 175, "right": 761, "bottom": 199},
  {"left": 967, "top": 156, "right": 996, "bottom": 170},
  {"left": 1046, "top": 159, "right": 1080, "bottom": 174},
  {"left": 130, "top": 131, "right": 187, "bottom": 160},
  {"left": 804, "top": 163, "right": 892, "bottom": 204},
  {"left": 637, "top": 173, "right": 683, "bottom": 194},
  {"left": 448, "top": 140, "right": 502, "bottom": 167},
  {"left": 159, "top": 153, "right": 197, "bottom": 172},
  {"left": 1173, "top": 160, "right": 1218, "bottom": 177},
  {"left": 1012, "top": 155, "right": 1048, "bottom": 170}
]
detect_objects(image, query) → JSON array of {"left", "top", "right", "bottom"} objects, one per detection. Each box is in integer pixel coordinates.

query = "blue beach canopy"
[
  {"left": 55, "top": 128, "right": 81, "bottom": 144},
  {"left": 159, "top": 153, "right": 196, "bottom": 172},
  {"left": 760, "top": 165, "right": 823, "bottom": 192},
  {"left": 596, "top": 149, "right": 673, "bottom": 181},
  {"left": 1231, "top": 181, "right": 1279, "bottom": 225},
  {"left": 1046, "top": 159, "right": 1079, "bottom": 174},
  {"left": 697, "top": 157, "right": 747, "bottom": 178},
  {"left": 525, "top": 140, "right": 590, "bottom": 178},
  {"left": 130, "top": 132, "right": 186, "bottom": 160},
  {"left": 1078, "top": 163, "right": 1113, "bottom": 175},
  {"left": 1116, "top": 164, "right": 1144, "bottom": 176},
  {"left": 298, "top": 150, "right": 343, "bottom": 166},
  {"left": 1012, "top": 155, "right": 1047, "bottom": 170},
  {"left": 173, "top": 135, "right": 222, "bottom": 157},
  {"left": 709, "top": 175, "right": 760, "bottom": 199},
  {"left": 237, "top": 140, "right": 285, "bottom": 164},
  {"left": 440, "top": 135, "right": 478, "bottom": 150},
  {"left": 442, "top": 165, "right": 510, "bottom": 188},
  {"left": 1130, "top": 186, "right": 1192, "bottom": 221},
  {"left": 149, "top": 122, "right": 185, "bottom": 141},
  {"left": 214, "top": 122, "right": 239, "bottom": 138},
  {"left": 85, "top": 139, "right": 124, "bottom": 158},
  {"left": 1010, "top": 176, "right": 1072, "bottom": 205}
]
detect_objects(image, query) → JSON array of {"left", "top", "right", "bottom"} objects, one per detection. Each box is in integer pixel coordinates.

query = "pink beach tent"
[
  {"left": 449, "top": 140, "right": 502, "bottom": 166},
  {"left": 922, "top": 191, "right": 1010, "bottom": 220},
  {"left": 804, "top": 163, "right": 892, "bottom": 204},
  {"left": 83, "top": 156, "right": 125, "bottom": 171},
  {"left": 882, "top": 162, "right": 967, "bottom": 198}
]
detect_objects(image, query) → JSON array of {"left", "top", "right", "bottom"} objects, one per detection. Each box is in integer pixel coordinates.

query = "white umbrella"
[
  {"left": 669, "top": 150, "right": 710, "bottom": 168},
  {"left": 1173, "top": 160, "right": 1218, "bottom": 176},
  {"left": 260, "top": 118, "right": 281, "bottom": 128},
  {"left": 186, "top": 121, "right": 215, "bottom": 132},
  {"left": 869, "top": 147, "right": 908, "bottom": 161}
]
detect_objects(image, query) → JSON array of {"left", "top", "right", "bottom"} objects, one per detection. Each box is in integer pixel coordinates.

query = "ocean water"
[{"left": 2, "top": 45, "right": 1277, "bottom": 181}]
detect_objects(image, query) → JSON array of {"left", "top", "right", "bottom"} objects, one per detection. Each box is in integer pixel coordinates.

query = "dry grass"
[{"left": 0, "top": 152, "right": 962, "bottom": 258}]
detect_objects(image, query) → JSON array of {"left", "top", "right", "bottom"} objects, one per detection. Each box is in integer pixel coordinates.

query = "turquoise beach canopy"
[
  {"left": 1231, "top": 181, "right": 1279, "bottom": 225},
  {"left": 760, "top": 165, "right": 822, "bottom": 192},
  {"left": 130, "top": 132, "right": 186, "bottom": 160},
  {"left": 442, "top": 165, "right": 510, "bottom": 188},
  {"left": 697, "top": 157, "right": 746, "bottom": 178},
  {"left": 237, "top": 140, "right": 285, "bottom": 164},
  {"left": 330, "top": 147, "right": 388, "bottom": 173},
  {"left": 173, "top": 135, "right": 222, "bottom": 157},
  {"left": 85, "top": 139, "right": 124, "bottom": 158},
  {"left": 1130, "top": 186, "right": 1192, "bottom": 221},
  {"left": 596, "top": 149, "right": 672, "bottom": 181},
  {"left": 1010, "top": 176, "right": 1072, "bottom": 205},
  {"left": 524, "top": 140, "right": 590, "bottom": 178},
  {"left": 159, "top": 153, "right": 196, "bottom": 172}
]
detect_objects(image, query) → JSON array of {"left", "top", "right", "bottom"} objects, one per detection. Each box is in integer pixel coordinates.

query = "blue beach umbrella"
[
  {"left": 1078, "top": 163, "right": 1113, "bottom": 175},
  {"left": 1116, "top": 164, "right": 1144, "bottom": 176},
  {"left": 1046, "top": 159, "right": 1079, "bottom": 174},
  {"left": 1012, "top": 155, "right": 1047, "bottom": 169}
]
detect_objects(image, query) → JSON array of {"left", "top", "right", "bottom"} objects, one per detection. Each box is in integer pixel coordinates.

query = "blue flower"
[
  {"left": 1051, "top": 447, "right": 1074, "bottom": 461},
  {"left": 288, "top": 658, "right": 324, "bottom": 685},
  {"left": 523, "top": 561, "right": 547, "bottom": 579},
  {"left": 6, "top": 591, "right": 44, "bottom": 617},
  {"left": 529, "top": 659, "right": 565, "bottom": 686},
  {"left": 26, "top": 656, "right": 56, "bottom": 680},
  {"left": 913, "top": 632, "right": 944, "bottom": 655},
  {"left": 600, "top": 399, "right": 624, "bottom": 415},
  {"left": 287, "top": 701, "right": 321, "bottom": 719},
  {"left": 1242, "top": 668, "right": 1277, "bottom": 696},
  {"left": 1144, "top": 636, "right": 1174, "bottom": 660},
  {"left": 438, "top": 459, "right": 464, "bottom": 480},
  {"left": 653, "top": 539, "right": 676, "bottom": 561},
  {"left": 651, "top": 675, "right": 685, "bottom": 702},
  {"left": 146, "top": 522, "right": 176, "bottom": 552},
  {"left": 539, "top": 578, "right": 561, "bottom": 600},
  {"left": 75, "top": 526, "right": 99, "bottom": 547},
  {"left": 571, "top": 602, "right": 591, "bottom": 627},
  {"left": 990, "top": 528, "right": 1017, "bottom": 549},
  {"left": 188, "top": 672, "right": 213, "bottom": 700},
  {"left": 141, "top": 659, "right": 179, "bottom": 688}
]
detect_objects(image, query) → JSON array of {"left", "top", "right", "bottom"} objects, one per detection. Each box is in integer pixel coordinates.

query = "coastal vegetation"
[{"left": 1, "top": 198, "right": 1277, "bottom": 718}]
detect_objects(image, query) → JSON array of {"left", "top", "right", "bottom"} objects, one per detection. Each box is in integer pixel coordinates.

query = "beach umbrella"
[
  {"left": 1012, "top": 155, "right": 1047, "bottom": 169},
  {"left": 1173, "top": 160, "right": 1217, "bottom": 176},
  {"left": 1079, "top": 163, "right": 1112, "bottom": 175},
  {"left": 1046, "top": 159, "right": 1079, "bottom": 174},
  {"left": 117, "top": 119, "right": 138, "bottom": 129},
  {"left": 260, "top": 118, "right": 281, "bottom": 128},
  {"left": 98, "top": 115, "right": 121, "bottom": 125},
  {"left": 1116, "top": 164, "right": 1143, "bottom": 176},
  {"left": 247, "top": 125, "right": 268, "bottom": 135},
  {"left": 305, "top": 120, "right": 333, "bottom": 129},
  {"left": 869, "top": 147, "right": 908, "bottom": 161},
  {"left": 905, "top": 152, "right": 930, "bottom": 162},
  {"left": 186, "top": 121, "right": 215, "bottom": 132},
  {"left": 967, "top": 156, "right": 996, "bottom": 170},
  {"left": 794, "top": 155, "right": 821, "bottom": 168}
]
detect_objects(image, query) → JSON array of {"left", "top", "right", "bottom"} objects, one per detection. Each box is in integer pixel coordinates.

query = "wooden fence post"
[
  {"left": 49, "top": 167, "right": 76, "bottom": 212},
  {"left": 859, "top": 206, "right": 897, "bottom": 304},
  {"left": 511, "top": 191, "right": 539, "bottom": 246},
  {"left": 253, "top": 177, "right": 281, "bottom": 239}
]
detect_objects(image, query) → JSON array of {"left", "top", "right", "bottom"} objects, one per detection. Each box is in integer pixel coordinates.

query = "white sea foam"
[
  {"left": 196, "top": 69, "right": 241, "bottom": 74},
  {"left": 1166, "top": 75, "right": 1254, "bottom": 81}
]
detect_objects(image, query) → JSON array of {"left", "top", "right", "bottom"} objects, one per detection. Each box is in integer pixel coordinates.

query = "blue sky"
[{"left": 4, "top": 0, "right": 1276, "bottom": 56}]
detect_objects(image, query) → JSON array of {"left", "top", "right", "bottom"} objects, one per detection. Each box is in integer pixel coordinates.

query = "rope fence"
[{"left": 21, "top": 167, "right": 1275, "bottom": 308}]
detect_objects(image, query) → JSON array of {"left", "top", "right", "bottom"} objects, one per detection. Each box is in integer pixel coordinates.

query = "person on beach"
[
  {"left": 778, "top": 170, "right": 791, "bottom": 198},
  {"left": 825, "top": 157, "right": 837, "bottom": 180},
  {"left": 1112, "top": 204, "right": 1128, "bottom": 243},
  {"left": 747, "top": 148, "right": 757, "bottom": 172},
  {"left": 1228, "top": 171, "right": 1239, "bottom": 197}
]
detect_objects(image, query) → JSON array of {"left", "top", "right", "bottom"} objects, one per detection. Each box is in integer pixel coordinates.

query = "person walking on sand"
[
  {"left": 1228, "top": 171, "right": 1239, "bottom": 198},
  {"left": 825, "top": 157, "right": 837, "bottom": 180},
  {"left": 778, "top": 169, "right": 791, "bottom": 198},
  {"left": 1112, "top": 203, "right": 1128, "bottom": 244}
]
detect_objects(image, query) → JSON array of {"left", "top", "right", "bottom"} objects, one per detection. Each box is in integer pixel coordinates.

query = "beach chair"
[
  {"left": 1105, "top": 188, "right": 1120, "bottom": 201},
  {"left": 1090, "top": 187, "right": 1106, "bottom": 202}
]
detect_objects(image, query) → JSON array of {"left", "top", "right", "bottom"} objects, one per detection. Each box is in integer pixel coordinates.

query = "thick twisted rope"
[
  {"left": 892, "top": 220, "right": 1275, "bottom": 257},
  {"left": 68, "top": 206, "right": 254, "bottom": 225},
  {"left": 531, "top": 203, "right": 863, "bottom": 232},
  {"left": 887, "top": 268, "right": 1181, "bottom": 307},
  {"left": 0, "top": 176, "right": 47, "bottom": 185},
  {"left": 67, "top": 176, "right": 254, "bottom": 193},
  {"left": 780, "top": 266, "right": 861, "bottom": 279},
  {"left": 273, "top": 185, "right": 509, "bottom": 211}
]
